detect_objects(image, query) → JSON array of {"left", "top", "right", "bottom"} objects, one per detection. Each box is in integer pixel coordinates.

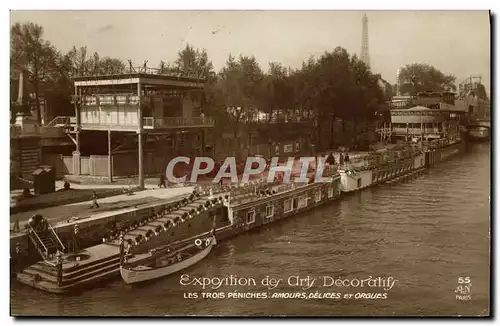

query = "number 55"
[{"left": 458, "top": 277, "right": 471, "bottom": 284}]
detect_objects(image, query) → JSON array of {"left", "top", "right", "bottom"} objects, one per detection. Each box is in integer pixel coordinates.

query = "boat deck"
[{"left": 10, "top": 186, "right": 195, "bottom": 239}]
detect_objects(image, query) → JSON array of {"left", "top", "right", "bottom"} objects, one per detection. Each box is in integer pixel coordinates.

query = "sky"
[{"left": 10, "top": 10, "right": 491, "bottom": 91}]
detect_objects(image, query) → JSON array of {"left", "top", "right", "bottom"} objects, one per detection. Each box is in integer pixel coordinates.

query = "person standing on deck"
[
  {"left": 339, "top": 153, "right": 344, "bottom": 168},
  {"left": 344, "top": 153, "right": 350, "bottom": 169},
  {"left": 14, "top": 242, "right": 23, "bottom": 273},
  {"left": 326, "top": 152, "right": 336, "bottom": 166},
  {"left": 90, "top": 191, "right": 99, "bottom": 209}
]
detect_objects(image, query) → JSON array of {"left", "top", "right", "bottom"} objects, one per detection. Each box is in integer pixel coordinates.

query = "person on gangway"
[
  {"left": 73, "top": 224, "right": 80, "bottom": 252},
  {"left": 158, "top": 175, "right": 167, "bottom": 188}
]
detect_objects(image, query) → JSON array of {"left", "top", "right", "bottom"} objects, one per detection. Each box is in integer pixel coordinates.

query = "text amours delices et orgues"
[{"left": 179, "top": 274, "right": 399, "bottom": 300}]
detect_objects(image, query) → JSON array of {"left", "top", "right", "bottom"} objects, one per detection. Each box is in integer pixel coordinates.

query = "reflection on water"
[{"left": 11, "top": 143, "right": 490, "bottom": 316}]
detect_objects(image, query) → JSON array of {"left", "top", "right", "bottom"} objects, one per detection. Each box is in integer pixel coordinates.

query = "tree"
[
  {"left": 289, "top": 56, "right": 318, "bottom": 119},
  {"left": 398, "top": 63, "right": 456, "bottom": 95},
  {"left": 97, "top": 57, "right": 126, "bottom": 75},
  {"left": 305, "top": 48, "right": 353, "bottom": 149},
  {"left": 62, "top": 46, "right": 125, "bottom": 77},
  {"left": 214, "top": 54, "right": 264, "bottom": 157},
  {"left": 166, "top": 44, "right": 218, "bottom": 115},
  {"left": 63, "top": 46, "right": 93, "bottom": 77},
  {"left": 11, "top": 22, "right": 60, "bottom": 124},
  {"left": 280, "top": 47, "right": 385, "bottom": 150},
  {"left": 260, "top": 62, "right": 294, "bottom": 122},
  {"left": 173, "top": 44, "right": 214, "bottom": 79}
]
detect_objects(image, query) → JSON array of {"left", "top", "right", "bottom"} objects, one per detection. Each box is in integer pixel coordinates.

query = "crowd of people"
[{"left": 326, "top": 152, "right": 350, "bottom": 167}]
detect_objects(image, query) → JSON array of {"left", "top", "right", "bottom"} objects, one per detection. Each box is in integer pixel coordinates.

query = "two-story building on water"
[{"left": 44, "top": 67, "right": 215, "bottom": 187}]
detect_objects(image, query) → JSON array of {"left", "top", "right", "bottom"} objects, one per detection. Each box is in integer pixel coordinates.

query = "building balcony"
[
  {"left": 77, "top": 116, "right": 214, "bottom": 132},
  {"left": 392, "top": 127, "right": 450, "bottom": 139}
]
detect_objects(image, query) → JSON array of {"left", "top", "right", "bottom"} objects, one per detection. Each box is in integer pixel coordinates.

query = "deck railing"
[
  {"left": 49, "top": 224, "right": 66, "bottom": 252},
  {"left": 45, "top": 116, "right": 76, "bottom": 127},
  {"left": 27, "top": 224, "right": 48, "bottom": 258},
  {"left": 10, "top": 124, "right": 69, "bottom": 138},
  {"left": 392, "top": 127, "right": 443, "bottom": 134}
]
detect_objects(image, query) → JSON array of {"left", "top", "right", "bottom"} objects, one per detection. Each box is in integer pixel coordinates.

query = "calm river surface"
[{"left": 10, "top": 143, "right": 490, "bottom": 317}]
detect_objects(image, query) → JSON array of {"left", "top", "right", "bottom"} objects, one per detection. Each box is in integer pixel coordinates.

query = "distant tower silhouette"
[{"left": 360, "top": 14, "right": 370, "bottom": 68}]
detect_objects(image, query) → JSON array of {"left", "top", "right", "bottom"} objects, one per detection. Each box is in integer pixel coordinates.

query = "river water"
[{"left": 10, "top": 143, "right": 491, "bottom": 317}]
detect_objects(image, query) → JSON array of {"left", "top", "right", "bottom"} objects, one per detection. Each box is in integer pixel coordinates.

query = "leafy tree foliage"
[
  {"left": 11, "top": 22, "right": 60, "bottom": 123},
  {"left": 212, "top": 54, "right": 265, "bottom": 154},
  {"left": 11, "top": 23, "right": 127, "bottom": 121},
  {"left": 398, "top": 63, "right": 456, "bottom": 95},
  {"left": 173, "top": 44, "right": 214, "bottom": 79}
]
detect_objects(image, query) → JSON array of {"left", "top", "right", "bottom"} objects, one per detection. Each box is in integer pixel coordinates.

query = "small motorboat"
[{"left": 120, "top": 234, "right": 217, "bottom": 285}]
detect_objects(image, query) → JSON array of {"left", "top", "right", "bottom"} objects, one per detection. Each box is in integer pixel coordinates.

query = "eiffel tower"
[{"left": 360, "top": 14, "right": 370, "bottom": 68}]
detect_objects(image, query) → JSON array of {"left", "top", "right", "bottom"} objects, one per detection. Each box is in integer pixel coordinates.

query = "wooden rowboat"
[{"left": 120, "top": 235, "right": 216, "bottom": 284}]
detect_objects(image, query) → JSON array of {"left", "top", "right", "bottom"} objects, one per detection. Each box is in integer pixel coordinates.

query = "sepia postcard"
[{"left": 9, "top": 9, "right": 491, "bottom": 317}]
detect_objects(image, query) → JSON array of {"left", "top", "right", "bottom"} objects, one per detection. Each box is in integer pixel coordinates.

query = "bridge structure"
[
  {"left": 457, "top": 76, "right": 491, "bottom": 141},
  {"left": 465, "top": 116, "right": 490, "bottom": 141}
]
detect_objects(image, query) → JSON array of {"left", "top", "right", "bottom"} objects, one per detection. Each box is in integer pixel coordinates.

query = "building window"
[
  {"left": 298, "top": 195, "right": 308, "bottom": 209},
  {"left": 266, "top": 205, "right": 274, "bottom": 218},
  {"left": 246, "top": 209, "right": 255, "bottom": 224},
  {"left": 328, "top": 187, "right": 334, "bottom": 199},
  {"left": 357, "top": 179, "right": 362, "bottom": 188},
  {"left": 315, "top": 190, "right": 322, "bottom": 202},
  {"left": 284, "top": 199, "right": 293, "bottom": 213}
]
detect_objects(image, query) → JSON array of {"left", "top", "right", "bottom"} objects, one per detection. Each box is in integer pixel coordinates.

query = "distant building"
[
  {"left": 455, "top": 77, "right": 490, "bottom": 118},
  {"left": 390, "top": 104, "right": 462, "bottom": 142},
  {"left": 389, "top": 91, "right": 456, "bottom": 110}
]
